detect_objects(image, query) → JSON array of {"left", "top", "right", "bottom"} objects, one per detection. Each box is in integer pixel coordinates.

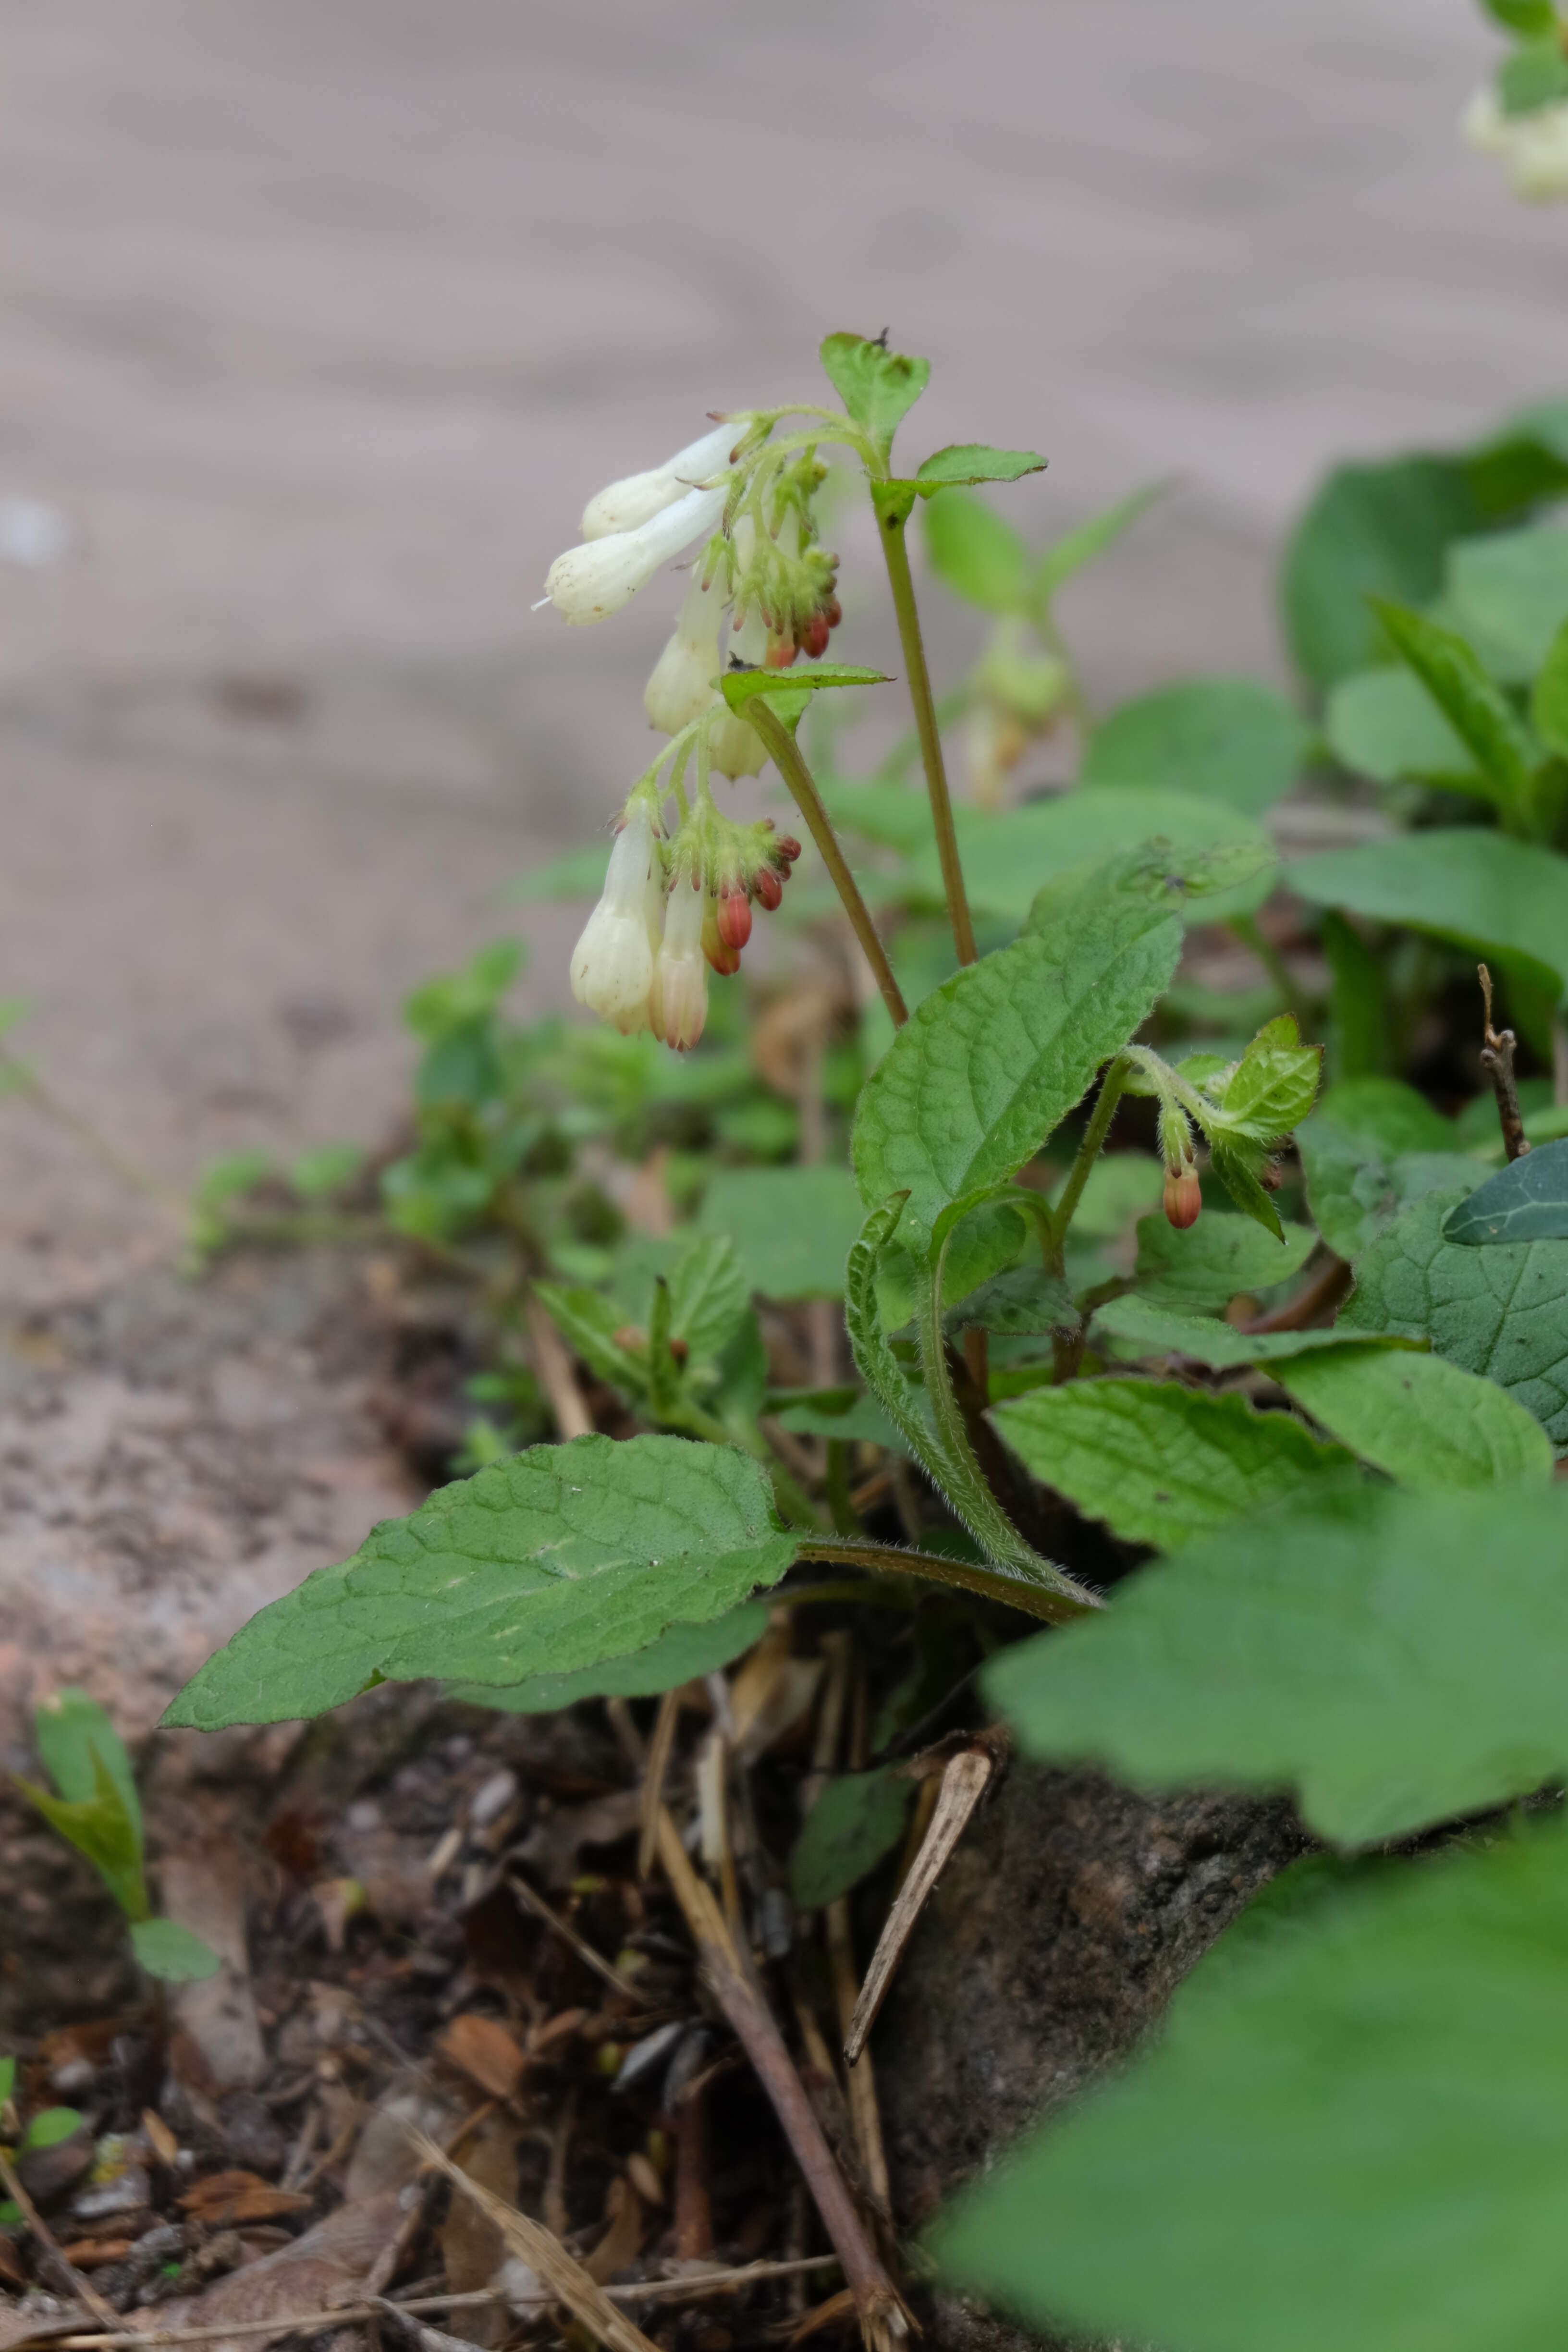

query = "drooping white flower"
[
  {"left": 707, "top": 601, "right": 769, "bottom": 781},
  {"left": 1463, "top": 84, "right": 1568, "bottom": 200},
  {"left": 581, "top": 423, "right": 739, "bottom": 540},
  {"left": 648, "top": 864, "right": 708, "bottom": 1052},
  {"left": 545, "top": 483, "right": 729, "bottom": 626},
  {"left": 570, "top": 803, "right": 663, "bottom": 1031},
  {"left": 644, "top": 563, "right": 723, "bottom": 735}
]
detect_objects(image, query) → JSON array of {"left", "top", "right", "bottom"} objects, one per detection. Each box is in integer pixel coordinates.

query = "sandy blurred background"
[{"left": 3, "top": 0, "right": 1563, "bottom": 1288}]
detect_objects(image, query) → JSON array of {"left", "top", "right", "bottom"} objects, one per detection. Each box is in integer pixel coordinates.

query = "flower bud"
[
  {"left": 644, "top": 564, "right": 723, "bottom": 735},
  {"left": 753, "top": 864, "right": 783, "bottom": 912},
  {"left": 1163, "top": 1168, "right": 1202, "bottom": 1230},
  {"left": 580, "top": 423, "right": 738, "bottom": 539},
  {"left": 716, "top": 887, "right": 752, "bottom": 952},
  {"left": 648, "top": 869, "right": 708, "bottom": 1052},
  {"left": 775, "top": 836, "right": 802, "bottom": 864},
  {"left": 570, "top": 804, "right": 662, "bottom": 1032},
  {"left": 701, "top": 897, "right": 742, "bottom": 976},
  {"left": 546, "top": 484, "right": 728, "bottom": 625}
]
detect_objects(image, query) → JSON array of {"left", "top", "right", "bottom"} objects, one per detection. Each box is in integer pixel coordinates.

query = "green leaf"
[
  {"left": 288, "top": 1142, "right": 365, "bottom": 1199},
  {"left": 921, "top": 490, "right": 1029, "bottom": 613},
  {"left": 448, "top": 1597, "right": 773, "bottom": 1714},
  {"left": 935, "top": 1810, "right": 1568, "bottom": 2352},
  {"left": 1288, "top": 832, "right": 1568, "bottom": 1005},
  {"left": 1482, "top": 0, "right": 1558, "bottom": 34},
  {"left": 1369, "top": 599, "right": 1537, "bottom": 821},
  {"left": 947, "top": 1263, "right": 1072, "bottom": 1336},
  {"left": 14, "top": 1749, "right": 147, "bottom": 1922},
  {"left": 196, "top": 1148, "right": 272, "bottom": 1210},
  {"left": 34, "top": 1688, "right": 141, "bottom": 1847},
  {"left": 1298, "top": 1096, "right": 1480, "bottom": 1264},
  {"left": 162, "top": 1435, "right": 798, "bottom": 1729},
  {"left": 1133, "top": 1211, "right": 1317, "bottom": 1311},
  {"left": 789, "top": 1767, "right": 913, "bottom": 1910},
  {"left": 507, "top": 842, "right": 614, "bottom": 904},
  {"left": 1091, "top": 1295, "right": 1413, "bottom": 1370},
  {"left": 880, "top": 1199, "right": 1028, "bottom": 1332},
  {"left": 0, "top": 2056, "right": 13, "bottom": 2104},
  {"left": 772, "top": 1389, "right": 903, "bottom": 1448},
  {"left": 1281, "top": 455, "right": 1483, "bottom": 689},
  {"left": 1066, "top": 1150, "right": 1164, "bottom": 1237},
  {"left": 532, "top": 1283, "right": 649, "bottom": 1399},
  {"left": 992, "top": 1380, "right": 1351, "bottom": 1550},
  {"left": 1276, "top": 1340, "right": 1553, "bottom": 1486},
  {"left": 719, "top": 663, "right": 888, "bottom": 715},
  {"left": 1341, "top": 1188, "right": 1568, "bottom": 1443},
  {"left": 695, "top": 1165, "right": 867, "bottom": 1301},
  {"left": 986, "top": 1480, "right": 1568, "bottom": 1843},
  {"left": 1204, "top": 1020, "right": 1322, "bottom": 1143},
  {"left": 130, "top": 1918, "right": 222, "bottom": 1983},
  {"left": 905, "top": 443, "right": 1046, "bottom": 494},
  {"left": 1530, "top": 615, "right": 1568, "bottom": 757},
  {"left": 21, "top": 2107, "right": 85, "bottom": 2154},
  {"left": 1448, "top": 520, "right": 1568, "bottom": 678},
  {"left": 1081, "top": 680, "right": 1310, "bottom": 817},
  {"left": 1033, "top": 481, "right": 1166, "bottom": 604},
  {"left": 1444, "top": 1134, "right": 1568, "bottom": 1244},
  {"left": 1498, "top": 37, "right": 1568, "bottom": 113},
  {"left": 819, "top": 332, "right": 930, "bottom": 463},
  {"left": 852, "top": 892, "right": 1182, "bottom": 1244},
  {"left": 911, "top": 790, "right": 1276, "bottom": 926},
  {"left": 665, "top": 1234, "right": 749, "bottom": 1366},
  {"left": 1325, "top": 664, "right": 1482, "bottom": 787}
]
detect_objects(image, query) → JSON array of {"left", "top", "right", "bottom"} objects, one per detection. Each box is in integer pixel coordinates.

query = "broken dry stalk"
[
  {"left": 845, "top": 1739, "right": 1003, "bottom": 2068},
  {"left": 525, "top": 1288, "right": 595, "bottom": 1438},
  {"left": 638, "top": 1684, "right": 685, "bottom": 1878},
  {"left": 0, "top": 2144, "right": 121, "bottom": 2330},
  {"left": 506, "top": 1868, "right": 648, "bottom": 2005},
  {"left": 1478, "top": 963, "right": 1531, "bottom": 1163},
  {"left": 654, "top": 1808, "right": 908, "bottom": 2351}
]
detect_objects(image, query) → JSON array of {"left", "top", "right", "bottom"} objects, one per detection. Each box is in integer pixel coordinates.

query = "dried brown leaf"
[{"left": 436, "top": 2015, "right": 526, "bottom": 2104}]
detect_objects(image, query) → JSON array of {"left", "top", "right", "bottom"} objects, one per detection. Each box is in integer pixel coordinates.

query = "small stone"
[{"left": 469, "top": 1768, "right": 518, "bottom": 1829}]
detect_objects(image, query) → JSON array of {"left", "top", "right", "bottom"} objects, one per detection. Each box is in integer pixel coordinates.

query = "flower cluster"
[
  {"left": 570, "top": 790, "right": 801, "bottom": 1052},
  {"left": 1463, "top": 83, "right": 1568, "bottom": 200}
]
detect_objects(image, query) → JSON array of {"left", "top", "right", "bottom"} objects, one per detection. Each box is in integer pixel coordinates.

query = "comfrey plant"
[
  {"left": 164, "top": 331, "right": 1568, "bottom": 2352},
  {"left": 1465, "top": 0, "right": 1568, "bottom": 197}
]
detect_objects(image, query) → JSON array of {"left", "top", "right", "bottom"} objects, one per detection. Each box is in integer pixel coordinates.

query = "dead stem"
[{"left": 1478, "top": 963, "right": 1531, "bottom": 1163}]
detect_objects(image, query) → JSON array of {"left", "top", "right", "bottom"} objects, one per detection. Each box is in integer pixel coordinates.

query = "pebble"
[{"left": 469, "top": 1768, "right": 518, "bottom": 1828}]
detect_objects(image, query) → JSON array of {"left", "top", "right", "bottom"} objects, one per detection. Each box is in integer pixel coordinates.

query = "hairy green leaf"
[
  {"left": 1206, "top": 1022, "right": 1322, "bottom": 1144},
  {"left": 1444, "top": 1135, "right": 1568, "bottom": 1245},
  {"left": 879, "top": 1199, "right": 1029, "bottom": 1332},
  {"left": 1297, "top": 1085, "right": 1481, "bottom": 1262},
  {"left": 162, "top": 1435, "right": 797, "bottom": 1729},
  {"left": 448, "top": 1598, "right": 772, "bottom": 1714},
  {"left": 790, "top": 1767, "right": 913, "bottom": 1909},
  {"left": 948, "top": 1263, "right": 1072, "bottom": 1336},
  {"left": 1082, "top": 679, "right": 1310, "bottom": 816},
  {"left": 921, "top": 491, "right": 1030, "bottom": 613},
  {"left": 1277, "top": 1340, "right": 1553, "bottom": 1486},
  {"left": 130, "top": 1918, "right": 222, "bottom": 1983},
  {"left": 1282, "top": 455, "right": 1483, "bottom": 689},
  {"left": 986, "top": 1480, "right": 1568, "bottom": 1844},
  {"left": 1370, "top": 599, "right": 1536, "bottom": 820},
  {"left": 992, "top": 1379, "right": 1351, "bottom": 1549},
  {"left": 852, "top": 894, "right": 1181, "bottom": 1244},
  {"left": 1341, "top": 1188, "right": 1568, "bottom": 1443},
  {"left": 936, "top": 1811, "right": 1568, "bottom": 2352},
  {"left": 819, "top": 332, "right": 930, "bottom": 463},
  {"left": 696, "top": 1165, "right": 867, "bottom": 1301},
  {"left": 1288, "top": 832, "right": 1568, "bottom": 1005},
  {"left": 1325, "top": 664, "right": 1481, "bottom": 787},
  {"left": 1133, "top": 1211, "right": 1317, "bottom": 1311}
]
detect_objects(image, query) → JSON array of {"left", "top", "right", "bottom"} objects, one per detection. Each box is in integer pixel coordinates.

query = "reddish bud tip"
[
  {"left": 704, "top": 935, "right": 742, "bottom": 976},
  {"left": 717, "top": 889, "right": 752, "bottom": 950},
  {"left": 1163, "top": 1169, "right": 1202, "bottom": 1230},
  {"left": 754, "top": 865, "right": 783, "bottom": 912},
  {"left": 824, "top": 596, "right": 842, "bottom": 630},
  {"left": 775, "top": 835, "right": 802, "bottom": 863},
  {"left": 800, "top": 612, "right": 831, "bottom": 660},
  {"left": 764, "top": 637, "right": 796, "bottom": 669}
]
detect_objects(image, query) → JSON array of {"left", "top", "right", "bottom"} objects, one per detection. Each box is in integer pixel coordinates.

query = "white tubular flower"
[
  {"left": 644, "top": 563, "right": 723, "bottom": 735},
  {"left": 648, "top": 865, "right": 708, "bottom": 1052},
  {"left": 570, "top": 803, "right": 663, "bottom": 1032},
  {"left": 581, "top": 423, "right": 739, "bottom": 540},
  {"left": 708, "top": 603, "right": 769, "bottom": 781},
  {"left": 546, "top": 483, "right": 728, "bottom": 626},
  {"left": 1463, "top": 85, "right": 1568, "bottom": 200}
]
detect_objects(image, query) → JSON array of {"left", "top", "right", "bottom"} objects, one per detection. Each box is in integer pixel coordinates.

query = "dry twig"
[
  {"left": 1479, "top": 962, "right": 1531, "bottom": 1163},
  {"left": 0, "top": 2145, "right": 121, "bottom": 2330},
  {"left": 525, "top": 1289, "right": 594, "bottom": 1438},
  {"left": 506, "top": 1868, "right": 647, "bottom": 2004}
]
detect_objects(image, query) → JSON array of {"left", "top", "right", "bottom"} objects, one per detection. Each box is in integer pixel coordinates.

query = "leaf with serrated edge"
[
  {"left": 1444, "top": 1135, "right": 1568, "bottom": 1246},
  {"left": 162, "top": 1435, "right": 797, "bottom": 1729},
  {"left": 983, "top": 1480, "right": 1568, "bottom": 1845},
  {"left": 852, "top": 893, "right": 1181, "bottom": 1243},
  {"left": 991, "top": 1379, "right": 1350, "bottom": 1550},
  {"left": 819, "top": 332, "right": 930, "bottom": 463},
  {"left": 1341, "top": 1188, "right": 1568, "bottom": 1443},
  {"left": 1276, "top": 1341, "right": 1552, "bottom": 1486},
  {"left": 936, "top": 1809, "right": 1568, "bottom": 2352},
  {"left": 1133, "top": 1211, "right": 1317, "bottom": 1312},
  {"left": 905, "top": 443, "right": 1046, "bottom": 493}
]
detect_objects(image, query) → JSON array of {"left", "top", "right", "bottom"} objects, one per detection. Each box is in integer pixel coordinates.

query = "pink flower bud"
[{"left": 1163, "top": 1169, "right": 1202, "bottom": 1230}]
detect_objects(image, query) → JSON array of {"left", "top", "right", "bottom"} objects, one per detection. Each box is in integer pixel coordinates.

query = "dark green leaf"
[
  {"left": 1324, "top": 665, "right": 1481, "bottom": 787},
  {"left": 695, "top": 1165, "right": 867, "bottom": 1300},
  {"left": 1298, "top": 1087, "right": 1480, "bottom": 1262},
  {"left": 877, "top": 1200, "right": 1029, "bottom": 1333},
  {"left": 947, "top": 1263, "right": 1072, "bottom": 1336},
  {"left": 852, "top": 892, "right": 1182, "bottom": 1244},
  {"left": 905, "top": 443, "right": 1046, "bottom": 494},
  {"left": 921, "top": 491, "right": 1030, "bottom": 613},
  {"left": 1370, "top": 599, "right": 1537, "bottom": 821},
  {"left": 1082, "top": 679, "right": 1310, "bottom": 816},
  {"left": 1288, "top": 833, "right": 1568, "bottom": 1004},
  {"left": 985, "top": 1480, "right": 1568, "bottom": 1843},
  {"left": 130, "top": 1919, "right": 222, "bottom": 1983},
  {"left": 448, "top": 1598, "right": 773, "bottom": 1714},
  {"left": 1444, "top": 1135, "right": 1568, "bottom": 1243},
  {"left": 1341, "top": 1188, "right": 1568, "bottom": 1442},
  {"left": 773, "top": 1389, "right": 903, "bottom": 1447},
  {"left": 1091, "top": 1295, "right": 1413, "bottom": 1370},
  {"left": 1033, "top": 481, "right": 1166, "bottom": 603},
  {"left": 1281, "top": 456, "right": 1483, "bottom": 689},
  {"left": 1277, "top": 1339, "right": 1552, "bottom": 1485},
  {"left": 1133, "top": 1211, "right": 1317, "bottom": 1311},
  {"left": 161, "top": 1435, "right": 798, "bottom": 1729},
  {"left": 789, "top": 1768, "right": 913, "bottom": 1909},
  {"left": 992, "top": 1380, "right": 1351, "bottom": 1549},
  {"left": 819, "top": 332, "right": 930, "bottom": 463},
  {"left": 936, "top": 1810, "right": 1568, "bottom": 2352},
  {"left": 1498, "top": 38, "right": 1568, "bottom": 113}
]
